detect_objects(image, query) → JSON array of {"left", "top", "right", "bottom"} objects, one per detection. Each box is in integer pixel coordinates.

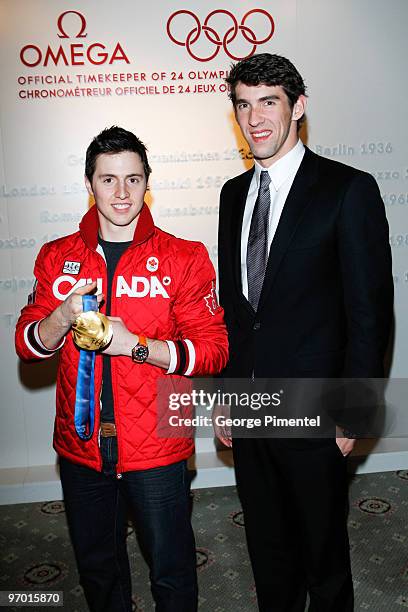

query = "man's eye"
[
  {"left": 104, "top": 178, "right": 112, "bottom": 183},
  {"left": 129, "top": 177, "right": 139, "bottom": 184},
  {"left": 237, "top": 103, "right": 248, "bottom": 110},
  {"left": 265, "top": 100, "right": 275, "bottom": 106}
]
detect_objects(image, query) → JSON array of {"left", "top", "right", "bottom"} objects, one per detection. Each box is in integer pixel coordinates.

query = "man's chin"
[
  {"left": 112, "top": 219, "right": 136, "bottom": 227},
  {"left": 252, "top": 148, "right": 276, "bottom": 161},
  {"left": 110, "top": 211, "right": 141, "bottom": 227}
]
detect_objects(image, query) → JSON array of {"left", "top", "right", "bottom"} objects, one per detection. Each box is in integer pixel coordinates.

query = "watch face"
[{"left": 132, "top": 344, "right": 149, "bottom": 363}]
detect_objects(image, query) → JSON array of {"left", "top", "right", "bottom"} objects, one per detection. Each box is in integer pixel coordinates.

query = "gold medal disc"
[{"left": 72, "top": 311, "right": 113, "bottom": 351}]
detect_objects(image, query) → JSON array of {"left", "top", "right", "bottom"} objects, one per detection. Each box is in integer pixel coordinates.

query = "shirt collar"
[{"left": 254, "top": 139, "right": 305, "bottom": 192}]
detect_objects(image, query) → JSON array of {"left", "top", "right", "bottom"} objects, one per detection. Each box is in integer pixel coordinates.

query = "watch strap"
[{"left": 138, "top": 334, "right": 147, "bottom": 347}]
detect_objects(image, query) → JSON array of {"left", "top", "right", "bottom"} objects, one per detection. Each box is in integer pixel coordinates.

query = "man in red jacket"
[{"left": 15, "top": 126, "right": 228, "bottom": 612}]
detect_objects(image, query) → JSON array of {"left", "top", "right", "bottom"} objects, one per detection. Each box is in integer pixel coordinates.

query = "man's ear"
[
  {"left": 292, "top": 95, "right": 307, "bottom": 121},
  {"left": 85, "top": 176, "right": 93, "bottom": 197}
]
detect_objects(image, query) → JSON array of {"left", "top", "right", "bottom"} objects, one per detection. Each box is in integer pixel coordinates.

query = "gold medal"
[{"left": 72, "top": 311, "right": 113, "bottom": 351}]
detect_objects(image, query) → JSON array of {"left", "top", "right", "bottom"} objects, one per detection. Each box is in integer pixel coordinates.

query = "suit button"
[{"left": 253, "top": 321, "right": 261, "bottom": 330}]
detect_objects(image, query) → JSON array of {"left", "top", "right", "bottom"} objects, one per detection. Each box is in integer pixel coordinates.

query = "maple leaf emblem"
[{"left": 204, "top": 283, "right": 218, "bottom": 316}]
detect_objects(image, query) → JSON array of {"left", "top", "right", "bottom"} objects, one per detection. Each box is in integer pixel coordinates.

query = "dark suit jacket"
[{"left": 218, "top": 147, "right": 393, "bottom": 379}]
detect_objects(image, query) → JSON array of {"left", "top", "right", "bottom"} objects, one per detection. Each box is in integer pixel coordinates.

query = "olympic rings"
[{"left": 166, "top": 9, "right": 275, "bottom": 62}]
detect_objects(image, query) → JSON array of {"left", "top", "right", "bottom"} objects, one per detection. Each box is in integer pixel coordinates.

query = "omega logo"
[
  {"left": 167, "top": 9, "right": 275, "bottom": 62},
  {"left": 57, "top": 11, "right": 87, "bottom": 38},
  {"left": 20, "top": 11, "right": 130, "bottom": 68}
]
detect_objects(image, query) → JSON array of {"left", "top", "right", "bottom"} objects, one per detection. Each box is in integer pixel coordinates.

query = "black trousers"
[{"left": 233, "top": 438, "right": 353, "bottom": 612}]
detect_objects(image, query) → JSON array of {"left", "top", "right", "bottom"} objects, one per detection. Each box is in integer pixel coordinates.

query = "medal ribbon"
[{"left": 74, "top": 294, "right": 97, "bottom": 440}]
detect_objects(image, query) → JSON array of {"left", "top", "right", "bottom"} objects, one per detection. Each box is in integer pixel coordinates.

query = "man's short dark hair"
[
  {"left": 85, "top": 126, "right": 152, "bottom": 182},
  {"left": 226, "top": 53, "right": 307, "bottom": 117}
]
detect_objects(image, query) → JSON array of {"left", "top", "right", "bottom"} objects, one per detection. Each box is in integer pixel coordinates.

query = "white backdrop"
[{"left": 1, "top": 0, "right": 407, "bottom": 474}]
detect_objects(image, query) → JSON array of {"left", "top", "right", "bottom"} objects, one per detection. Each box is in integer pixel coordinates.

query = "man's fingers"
[
  {"left": 336, "top": 437, "right": 356, "bottom": 456},
  {"left": 218, "top": 435, "right": 232, "bottom": 448},
  {"left": 75, "top": 281, "right": 98, "bottom": 295},
  {"left": 215, "top": 426, "right": 232, "bottom": 447}
]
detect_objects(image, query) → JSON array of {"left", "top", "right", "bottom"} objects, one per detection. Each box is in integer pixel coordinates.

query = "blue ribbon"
[{"left": 74, "top": 294, "right": 98, "bottom": 440}]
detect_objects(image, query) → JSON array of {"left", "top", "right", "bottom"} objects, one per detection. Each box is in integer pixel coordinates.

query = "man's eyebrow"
[
  {"left": 235, "top": 94, "right": 281, "bottom": 105},
  {"left": 259, "top": 94, "right": 281, "bottom": 102},
  {"left": 98, "top": 173, "right": 144, "bottom": 178}
]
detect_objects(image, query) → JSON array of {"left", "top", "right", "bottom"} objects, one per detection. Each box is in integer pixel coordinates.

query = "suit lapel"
[
  {"left": 229, "top": 169, "right": 254, "bottom": 313},
  {"left": 258, "top": 147, "right": 319, "bottom": 312}
]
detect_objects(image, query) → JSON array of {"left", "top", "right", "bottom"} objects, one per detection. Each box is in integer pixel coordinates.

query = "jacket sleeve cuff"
[
  {"left": 165, "top": 339, "right": 196, "bottom": 376},
  {"left": 23, "top": 320, "right": 65, "bottom": 358}
]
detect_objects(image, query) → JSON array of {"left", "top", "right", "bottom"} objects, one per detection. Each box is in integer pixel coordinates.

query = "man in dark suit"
[{"left": 217, "top": 54, "right": 393, "bottom": 611}]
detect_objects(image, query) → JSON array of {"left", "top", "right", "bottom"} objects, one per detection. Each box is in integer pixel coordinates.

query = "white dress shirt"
[{"left": 241, "top": 139, "right": 305, "bottom": 298}]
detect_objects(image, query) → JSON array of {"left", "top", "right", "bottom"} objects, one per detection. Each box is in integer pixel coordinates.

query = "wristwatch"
[{"left": 131, "top": 334, "right": 149, "bottom": 363}]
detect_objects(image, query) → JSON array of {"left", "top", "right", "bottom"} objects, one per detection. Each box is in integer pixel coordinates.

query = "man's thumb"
[{"left": 75, "top": 281, "right": 98, "bottom": 295}]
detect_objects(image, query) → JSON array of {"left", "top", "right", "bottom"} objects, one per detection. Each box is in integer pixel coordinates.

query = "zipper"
[
  {"left": 104, "top": 244, "right": 132, "bottom": 476},
  {"left": 94, "top": 245, "right": 107, "bottom": 472}
]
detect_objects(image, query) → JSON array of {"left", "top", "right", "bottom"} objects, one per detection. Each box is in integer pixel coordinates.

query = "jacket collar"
[{"left": 79, "top": 203, "right": 155, "bottom": 250}]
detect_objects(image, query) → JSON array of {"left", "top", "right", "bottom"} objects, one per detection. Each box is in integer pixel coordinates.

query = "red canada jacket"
[{"left": 15, "top": 204, "right": 228, "bottom": 472}]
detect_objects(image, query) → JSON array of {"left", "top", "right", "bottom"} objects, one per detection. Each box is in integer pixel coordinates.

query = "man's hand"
[
  {"left": 212, "top": 404, "right": 232, "bottom": 448},
  {"left": 102, "top": 317, "right": 135, "bottom": 356},
  {"left": 336, "top": 426, "right": 356, "bottom": 456},
  {"left": 59, "top": 281, "right": 103, "bottom": 327},
  {"left": 39, "top": 281, "right": 103, "bottom": 350},
  {"left": 101, "top": 317, "right": 171, "bottom": 369}
]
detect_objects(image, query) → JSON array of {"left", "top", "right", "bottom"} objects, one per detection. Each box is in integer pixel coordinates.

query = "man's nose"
[
  {"left": 116, "top": 181, "right": 129, "bottom": 199},
  {"left": 248, "top": 107, "right": 262, "bottom": 126}
]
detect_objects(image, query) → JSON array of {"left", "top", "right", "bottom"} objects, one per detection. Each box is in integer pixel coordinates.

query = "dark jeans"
[{"left": 59, "top": 440, "right": 197, "bottom": 612}]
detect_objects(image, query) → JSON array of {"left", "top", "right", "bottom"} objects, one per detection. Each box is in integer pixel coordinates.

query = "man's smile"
[
  {"left": 250, "top": 130, "right": 272, "bottom": 142},
  {"left": 112, "top": 203, "right": 131, "bottom": 210}
]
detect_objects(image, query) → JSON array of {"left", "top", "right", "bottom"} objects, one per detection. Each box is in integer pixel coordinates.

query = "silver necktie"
[{"left": 247, "top": 171, "right": 272, "bottom": 310}]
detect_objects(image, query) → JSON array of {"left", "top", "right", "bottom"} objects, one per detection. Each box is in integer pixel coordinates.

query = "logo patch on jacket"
[
  {"left": 204, "top": 283, "right": 218, "bottom": 316},
  {"left": 62, "top": 261, "right": 81, "bottom": 275},
  {"left": 146, "top": 257, "right": 159, "bottom": 272}
]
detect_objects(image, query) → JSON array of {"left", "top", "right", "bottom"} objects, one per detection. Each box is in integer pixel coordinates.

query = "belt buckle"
[{"left": 100, "top": 422, "right": 117, "bottom": 437}]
